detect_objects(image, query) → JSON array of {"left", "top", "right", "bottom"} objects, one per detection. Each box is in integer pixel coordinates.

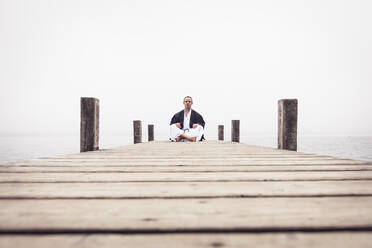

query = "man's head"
[{"left": 183, "top": 96, "right": 193, "bottom": 110}]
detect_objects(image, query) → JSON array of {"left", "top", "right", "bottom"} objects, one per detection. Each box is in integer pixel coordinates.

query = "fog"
[{"left": 1, "top": 0, "right": 371, "bottom": 140}]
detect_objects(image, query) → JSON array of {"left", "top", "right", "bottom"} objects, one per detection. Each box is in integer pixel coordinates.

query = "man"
[{"left": 169, "top": 96, "right": 205, "bottom": 142}]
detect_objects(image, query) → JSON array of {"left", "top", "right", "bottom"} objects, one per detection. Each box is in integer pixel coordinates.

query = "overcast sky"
[{"left": 1, "top": 0, "right": 371, "bottom": 140}]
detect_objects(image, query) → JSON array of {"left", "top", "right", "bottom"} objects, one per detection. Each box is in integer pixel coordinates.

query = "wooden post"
[
  {"left": 80, "top": 97, "right": 99, "bottom": 152},
  {"left": 278, "top": 99, "right": 298, "bottom": 151},
  {"left": 148, "top": 124, "right": 154, "bottom": 141},
  {"left": 231, "top": 120, "right": 240, "bottom": 143},
  {"left": 218, "top": 125, "right": 224, "bottom": 141},
  {"left": 133, "top": 120, "right": 142, "bottom": 144}
]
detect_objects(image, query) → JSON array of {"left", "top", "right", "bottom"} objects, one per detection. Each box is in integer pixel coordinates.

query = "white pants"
[{"left": 169, "top": 124, "right": 204, "bottom": 142}]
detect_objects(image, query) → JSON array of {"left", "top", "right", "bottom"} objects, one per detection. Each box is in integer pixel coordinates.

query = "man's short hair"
[{"left": 183, "top": 96, "right": 193, "bottom": 102}]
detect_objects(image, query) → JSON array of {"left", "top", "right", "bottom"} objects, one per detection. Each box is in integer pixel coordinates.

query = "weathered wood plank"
[
  {"left": 0, "top": 197, "right": 372, "bottom": 230},
  {"left": 5, "top": 142, "right": 322, "bottom": 161},
  {"left": 1, "top": 165, "right": 372, "bottom": 173},
  {"left": 25, "top": 156, "right": 355, "bottom": 161},
  {"left": 1, "top": 233, "right": 372, "bottom": 248},
  {"left": 52, "top": 149, "right": 312, "bottom": 155},
  {"left": 1, "top": 181, "right": 372, "bottom": 198},
  {"left": 1, "top": 140, "right": 371, "bottom": 246},
  {"left": 8, "top": 160, "right": 369, "bottom": 166},
  {"left": 1, "top": 171, "right": 372, "bottom": 183},
  {"left": 29, "top": 153, "right": 346, "bottom": 161}
]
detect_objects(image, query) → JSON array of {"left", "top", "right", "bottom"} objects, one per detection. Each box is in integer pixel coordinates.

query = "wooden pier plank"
[
  {"left": 1, "top": 233, "right": 372, "bottom": 248},
  {"left": 1, "top": 171, "right": 372, "bottom": 183},
  {"left": 1, "top": 141, "right": 372, "bottom": 246},
  {"left": 8, "top": 159, "right": 369, "bottom": 166},
  {"left": 29, "top": 154, "right": 346, "bottom": 159},
  {"left": 1, "top": 181, "right": 372, "bottom": 198},
  {"left": 1, "top": 165, "right": 372, "bottom": 173},
  {"left": 1, "top": 197, "right": 372, "bottom": 230}
]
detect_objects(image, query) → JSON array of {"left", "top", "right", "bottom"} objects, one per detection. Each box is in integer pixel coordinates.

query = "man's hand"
[
  {"left": 176, "top": 123, "right": 181, "bottom": 129},
  {"left": 192, "top": 124, "right": 198, "bottom": 129}
]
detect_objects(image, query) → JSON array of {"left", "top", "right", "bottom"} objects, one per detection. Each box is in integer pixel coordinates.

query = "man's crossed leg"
[{"left": 170, "top": 123, "right": 204, "bottom": 142}]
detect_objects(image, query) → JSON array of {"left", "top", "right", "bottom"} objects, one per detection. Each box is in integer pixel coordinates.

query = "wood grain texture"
[
  {"left": 231, "top": 120, "right": 240, "bottom": 142},
  {"left": 1, "top": 171, "right": 372, "bottom": 183},
  {"left": 1, "top": 165, "right": 372, "bottom": 173},
  {"left": 1, "top": 181, "right": 372, "bottom": 198},
  {"left": 278, "top": 99, "right": 298, "bottom": 151},
  {"left": 1, "top": 233, "right": 372, "bottom": 248},
  {"left": 80, "top": 97, "right": 99, "bottom": 152},
  {"left": 8, "top": 159, "right": 369, "bottom": 167},
  {"left": 133, "top": 120, "right": 142, "bottom": 144},
  {"left": 1, "top": 197, "right": 372, "bottom": 230},
  {"left": 1, "top": 140, "right": 371, "bottom": 246}
]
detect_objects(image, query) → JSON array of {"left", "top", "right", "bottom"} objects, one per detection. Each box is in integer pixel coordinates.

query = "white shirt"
[{"left": 183, "top": 109, "right": 192, "bottom": 130}]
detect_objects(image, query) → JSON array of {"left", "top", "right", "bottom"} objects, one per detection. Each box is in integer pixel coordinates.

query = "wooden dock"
[{"left": 1, "top": 140, "right": 372, "bottom": 247}]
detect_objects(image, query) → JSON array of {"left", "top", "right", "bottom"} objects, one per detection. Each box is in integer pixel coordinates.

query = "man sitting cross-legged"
[{"left": 169, "top": 96, "right": 205, "bottom": 142}]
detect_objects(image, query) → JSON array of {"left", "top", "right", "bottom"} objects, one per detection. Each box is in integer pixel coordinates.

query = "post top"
[
  {"left": 278, "top": 99, "right": 298, "bottom": 103},
  {"left": 81, "top": 97, "right": 99, "bottom": 102}
]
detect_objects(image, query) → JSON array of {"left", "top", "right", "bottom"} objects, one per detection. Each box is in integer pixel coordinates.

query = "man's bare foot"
[
  {"left": 175, "top": 136, "right": 183, "bottom": 142},
  {"left": 180, "top": 134, "right": 197, "bottom": 142}
]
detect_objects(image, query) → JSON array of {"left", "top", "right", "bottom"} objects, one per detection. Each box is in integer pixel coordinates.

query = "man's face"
[{"left": 183, "top": 97, "right": 193, "bottom": 109}]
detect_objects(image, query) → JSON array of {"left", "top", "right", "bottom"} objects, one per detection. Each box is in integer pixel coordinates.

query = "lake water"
[{"left": 0, "top": 135, "right": 371, "bottom": 164}]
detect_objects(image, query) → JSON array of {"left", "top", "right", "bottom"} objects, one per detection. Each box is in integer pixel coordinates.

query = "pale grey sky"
[{"left": 1, "top": 0, "right": 371, "bottom": 140}]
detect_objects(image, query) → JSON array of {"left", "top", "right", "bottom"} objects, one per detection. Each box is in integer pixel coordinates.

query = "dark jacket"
[{"left": 170, "top": 109, "right": 205, "bottom": 140}]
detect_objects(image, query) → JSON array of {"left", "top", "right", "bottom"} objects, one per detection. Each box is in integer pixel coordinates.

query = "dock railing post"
[
  {"left": 278, "top": 99, "right": 298, "bottom": 151},
  {"left": 231, "top": 120, "right": 240, "bottom": 143},
  {"left": 133, "top": 120, "right": 142, "bottom": 144},
  {"left": 80, "top": 97, "right": 99, "bottom": 152},
  {"left": 218, "top": 125, "right": 224, "bottom": 141},
  {"left": 148, "top": 124, "right": 154, "bottom": 141}
]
